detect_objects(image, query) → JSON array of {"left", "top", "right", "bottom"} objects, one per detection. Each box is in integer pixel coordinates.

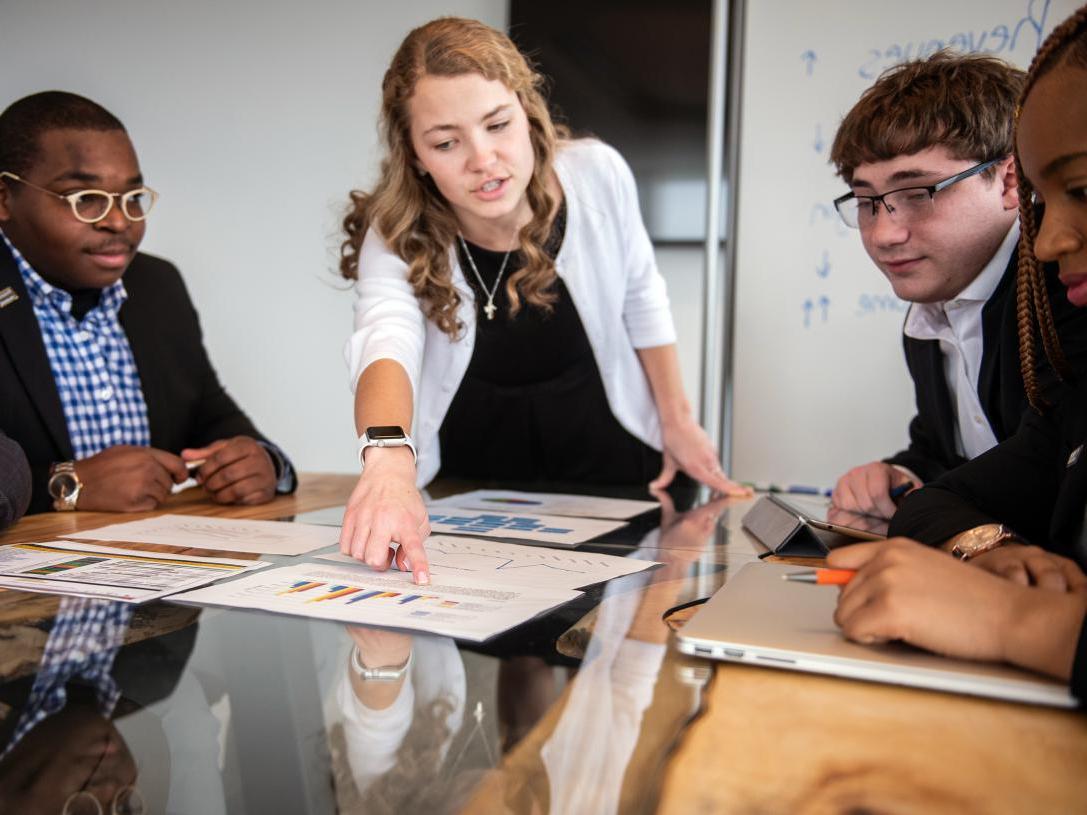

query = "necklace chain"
[{"left": 457, "top": 233, "right": 514, "bottom": 321}]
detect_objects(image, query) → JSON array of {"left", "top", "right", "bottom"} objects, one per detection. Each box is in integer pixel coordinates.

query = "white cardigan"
[{"left": 344, "top": 139, "right": 677, "bottom": 486}]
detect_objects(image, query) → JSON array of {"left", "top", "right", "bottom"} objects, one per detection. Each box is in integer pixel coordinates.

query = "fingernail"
[{"left": 417, "top": 570, "right": 430, "bottom": 586}]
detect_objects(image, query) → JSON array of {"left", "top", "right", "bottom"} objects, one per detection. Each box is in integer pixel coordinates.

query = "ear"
[
  {"left": 998, "top": 156, "right": 1019, "bottom": 211},
  {"left": 0, "top": 178, "right": 12, "bottom": 222}
]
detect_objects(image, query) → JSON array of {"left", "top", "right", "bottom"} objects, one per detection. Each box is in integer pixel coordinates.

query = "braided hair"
[{"left": 1015, "top": 5, "right": 1087, "bottom": 409}]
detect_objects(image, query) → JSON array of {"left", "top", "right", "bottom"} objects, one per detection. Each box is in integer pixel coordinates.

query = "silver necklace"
[{"left": 457, "top": 233, "right": 513, "bottom": 321}]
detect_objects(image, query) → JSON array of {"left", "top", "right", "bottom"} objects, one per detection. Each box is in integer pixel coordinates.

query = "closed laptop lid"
[{"left": 676, "top": 562, "right": 1075, "bottom": 708}]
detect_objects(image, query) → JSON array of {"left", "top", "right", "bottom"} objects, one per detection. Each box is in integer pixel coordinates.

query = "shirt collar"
[
  {"left": 1, "top": 229, "right": 128, "bottom": 318},
  {"left": 903, "top": 220, "right": 1019, "bottom": 339},
  {"left": 953, "top": 220, "right": 1020, "bottom": 305}
]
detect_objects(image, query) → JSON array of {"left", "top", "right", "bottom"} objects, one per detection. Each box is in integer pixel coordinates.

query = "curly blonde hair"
[
  {"left": 340, "top": 17, "right": 567, "bottom": 338},
  {"left": 1014, "top": 4, "right": 1087, "bottom": 410}
]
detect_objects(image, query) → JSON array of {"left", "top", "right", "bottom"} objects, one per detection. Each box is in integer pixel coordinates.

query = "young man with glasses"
[
  {"left": 828, "top": 52, "right": 1087, "bottom": 520},
  {"left": 0, "top": 91, "right": 295, "bottom": 514}
]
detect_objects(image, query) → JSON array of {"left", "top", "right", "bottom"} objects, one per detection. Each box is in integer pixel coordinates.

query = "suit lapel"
[{"left": 0, "top": 246, "right": 73, "bottom": 458}]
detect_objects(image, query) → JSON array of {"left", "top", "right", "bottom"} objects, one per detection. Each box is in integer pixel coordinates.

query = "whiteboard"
[{"left": 730, "top": 0, "right": 1078, "bottom": 488}]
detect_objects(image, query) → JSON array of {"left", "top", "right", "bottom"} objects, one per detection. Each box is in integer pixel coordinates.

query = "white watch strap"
[{"left": 357, "top": 432, "right": 418, "bottom": 471}]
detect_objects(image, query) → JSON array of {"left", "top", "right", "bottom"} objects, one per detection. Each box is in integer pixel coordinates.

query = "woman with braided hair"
[{"left": 823, "top": 6, "right": 1087, "bottom": 700}]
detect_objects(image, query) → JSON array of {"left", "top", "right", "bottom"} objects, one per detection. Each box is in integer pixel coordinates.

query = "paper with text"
[
  {"left": 0, "top": 540, "right": 269, "bottom": 603},
  {"left": 67, "top": 514, "right": 335, "bottom": 556}
]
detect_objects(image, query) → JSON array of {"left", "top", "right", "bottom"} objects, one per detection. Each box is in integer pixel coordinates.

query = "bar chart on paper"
[{"left": 426, "top": 510, "right": 624, "bottom": 546}]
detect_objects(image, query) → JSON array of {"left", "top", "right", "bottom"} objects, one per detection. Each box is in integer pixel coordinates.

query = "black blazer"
[
  {"left": 889, "top": 378, "right": 1087, "bottom": 565},
  {"left": 885, "top": 251, "right": 1087, "bottom": 483},
  {"left": 0, "top": 248, "right": 285, "bottom": 514}
]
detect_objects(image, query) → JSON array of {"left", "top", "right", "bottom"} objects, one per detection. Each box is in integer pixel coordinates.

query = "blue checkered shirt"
[
  {"left": 2, "top": 598, "right": 133, "bottom": 757},
  {"left": 2, "top": 232, "right": 151, "bottom": 460}
]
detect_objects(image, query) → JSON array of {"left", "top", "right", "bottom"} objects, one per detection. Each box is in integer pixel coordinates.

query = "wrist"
[
  {"left": 658, "top": 402, "right": 694, "bottom": 429},
  {"left": 1002, "top": 587, "right": 1087, "bottom": 680},
  {"left": 361, "top": 446, "right": 416, "bottom": 476}
]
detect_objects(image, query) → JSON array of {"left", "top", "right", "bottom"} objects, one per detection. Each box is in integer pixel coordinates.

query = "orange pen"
[{"left": 783, "top": 568, "right": 856, "bottom": 585}]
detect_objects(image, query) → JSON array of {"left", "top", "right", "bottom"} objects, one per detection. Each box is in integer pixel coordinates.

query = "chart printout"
[
  {"left": 425, "top": 509, "right": 624, "bottom": 546},
  {"left": 172, "top": 562, "right": 581, "bottom": 641},
  {"left": 428, "top": 490, "right": 657, "bottom": 520},
  {"left": 319, "top": 536, "right": 657, "bottom": 590}
]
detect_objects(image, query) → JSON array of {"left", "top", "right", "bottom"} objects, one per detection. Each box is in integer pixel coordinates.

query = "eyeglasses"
[
  {"left": 833, "top": 158, "right": 1003, "bottom": 229},
  {"left": 62, "top": 786, "right": 145, "bottom": 815},
  {"left": 0, "top": 171, "right": 158, "bottom": 224}
]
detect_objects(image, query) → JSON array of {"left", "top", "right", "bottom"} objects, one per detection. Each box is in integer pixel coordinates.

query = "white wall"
[{"left": 0, "top": 0, "right": 507, "bottom": 473}]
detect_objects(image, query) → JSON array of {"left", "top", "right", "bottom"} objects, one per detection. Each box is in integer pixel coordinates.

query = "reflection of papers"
[
  {"left": 66, "top": 514, "right": 336, "bottom": 556},
  {"left": 319, "top": 536, "right": 657, "bottom": 590},
  {"left": 0, "top": 540, "right": 269, "bottom": 603},
  {"left": 427, "top": 508, "right": 624, "bottom": 547},
  {"left": 429, "top": 490, "right": 657, "bottom": 520},
  {"left": 172, "top": 563, "right": 579, "bottom": 642}
]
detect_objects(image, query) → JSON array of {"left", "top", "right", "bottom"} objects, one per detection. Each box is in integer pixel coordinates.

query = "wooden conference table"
[{"left": 0, "top": 474, "right": 1085, "bottom": 813}]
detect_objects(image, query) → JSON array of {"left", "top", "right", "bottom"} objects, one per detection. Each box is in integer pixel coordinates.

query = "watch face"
[
  {"left": 366, "top": 425, "right": 406, "bottom": 441},
  {"left": 49, "top": 473, "right": 78, "bottom": 499}
]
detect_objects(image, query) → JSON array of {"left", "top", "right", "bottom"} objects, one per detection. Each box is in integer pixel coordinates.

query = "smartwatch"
[
  {"left": 350, "top": 646, "right": 412, "bottom": 681},
  {"left": 48, "top": 461, "right": 83, "bottom": 511},
  {"left": 357, "top": 425, "right": 417, "bottom": 471},
  {"left": 946, "top": 524, "right": 1023, "bottom": 561}
]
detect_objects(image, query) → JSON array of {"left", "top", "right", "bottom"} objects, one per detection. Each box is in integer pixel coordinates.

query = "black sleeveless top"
[{"left": 437, "top": 205, "right": 662, "bottom": 485}]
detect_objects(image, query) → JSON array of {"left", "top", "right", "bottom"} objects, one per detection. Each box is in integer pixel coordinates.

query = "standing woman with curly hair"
[{"left": 338, "top": 18, "right": 747, "bottom": 584}]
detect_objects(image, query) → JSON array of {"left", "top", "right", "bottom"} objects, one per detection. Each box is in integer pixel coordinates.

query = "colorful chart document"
[
  {"left": 67, "top": 514, "right": 336, "bottom": 556},
  {"left": 0, "top": 541, "right": 269, "bottom": 603},
  {"left": 319, "top": 536, "right": 657, "bottom": 591},
  {"left": 429, "top": 490, "right": 658, "bottom": 520},
  {"left": 426, "top": 509, "right": 624, "bottom": 547},
  {"left": 172, "top": 562, "right": 580, "bottom": 641}
]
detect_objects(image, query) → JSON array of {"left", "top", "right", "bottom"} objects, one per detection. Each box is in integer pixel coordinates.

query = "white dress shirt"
[
  {"left": 903, "top": 222, "right": 1019, "bottom": 460},
  {"left": 344, "top": 139, "right": 677, "bottom": 486}
]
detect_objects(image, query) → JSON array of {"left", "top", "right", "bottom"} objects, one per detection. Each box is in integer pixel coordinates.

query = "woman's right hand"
[{"left": 339, "top": 448, "right": 432, "bottom": 584}]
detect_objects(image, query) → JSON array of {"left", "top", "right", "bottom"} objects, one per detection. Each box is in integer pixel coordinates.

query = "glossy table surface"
[{"left": 0, "top": 474, "right": 1084, "bottom": 814}]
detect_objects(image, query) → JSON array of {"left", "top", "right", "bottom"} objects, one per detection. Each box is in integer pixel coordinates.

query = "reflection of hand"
[
  {"left": 346, "top": 625, "right": 413, "bottom": 669},
  {"left": 184, "top": 436, "right": 277, "bottom": 505},
  {"left": 74, "top": 445, "right": 188, "bottom": 511},
  {"left": 969, "top": 544, "right": 1087, "bottom": 593},
  {"left": 826, "top": 504, "right": 890, "bottom": 535},
  {"left": 827, "top": 539, "right": 1087, "bottom": 680},
  {"left": 338, "top": 449, "right": 431, "bottom": 585},
  {"left": 650, "top": 416, "right": 751, "bottom": 497},
  {"left": 652, "top": 488, "right": 730, "bottom": 568},
  {"left": 831, "top": 461, "right": 917, "bottom": 520}
]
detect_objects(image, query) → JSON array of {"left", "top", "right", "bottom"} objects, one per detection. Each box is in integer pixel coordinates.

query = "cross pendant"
[{"left": 484, "top": 301, "right": 497, "bottom": 320}]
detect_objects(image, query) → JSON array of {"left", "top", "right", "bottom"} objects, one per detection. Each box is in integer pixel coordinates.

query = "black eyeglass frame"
[{"left": 832, "top": 157, "right": 1005, "bottom": 228}]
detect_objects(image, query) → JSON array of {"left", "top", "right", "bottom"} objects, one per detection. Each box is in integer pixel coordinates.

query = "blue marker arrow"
[
  {"left": 802, "top": 298, "right": 813, "bottom": 328},
  {"left": 816, "top": 251, "right": 830, "bottom": 278},
  {"left": 818, "top": 295, "right": 830, "bottom": 322},
  {"left": 813, "top": 123, "right": 824, "bottom": 153},
  {"left": 801, "top": 50, "right": 817, "bottom": 76}
]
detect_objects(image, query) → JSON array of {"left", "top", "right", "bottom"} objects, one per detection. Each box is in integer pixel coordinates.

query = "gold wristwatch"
[
  {"left": 946, "top": 524, "right": 1022, "bottom": 561},
  {"left": 47, "top": 461, "right": 83, "bottom": 511}
]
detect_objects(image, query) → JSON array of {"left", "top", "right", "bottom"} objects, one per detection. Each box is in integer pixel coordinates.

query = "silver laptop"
[{"left": 676, "top": 562, "right": 1076, "bottom": 708}]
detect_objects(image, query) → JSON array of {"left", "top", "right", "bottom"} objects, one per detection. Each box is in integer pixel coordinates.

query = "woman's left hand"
[{"left": 651, "top": 415, "right": 752, "bottom": 496}]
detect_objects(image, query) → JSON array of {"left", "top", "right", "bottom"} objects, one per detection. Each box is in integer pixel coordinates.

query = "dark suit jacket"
[
  {"left": 885, "top": 250, "right": 1087, "bottom": 483},
  {"left": 0, "top": 247, "right": 287, "bottom": 514},
  {"left": 889, "top": 378, "right": 1087, "bottom": 565}
]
